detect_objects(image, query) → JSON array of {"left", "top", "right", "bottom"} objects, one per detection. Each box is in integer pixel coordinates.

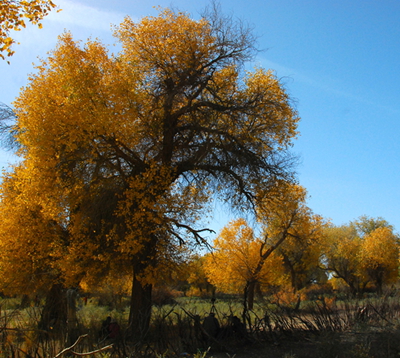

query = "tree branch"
[{"left": 53, "top": 334, "right": 113, "bottom": 358}]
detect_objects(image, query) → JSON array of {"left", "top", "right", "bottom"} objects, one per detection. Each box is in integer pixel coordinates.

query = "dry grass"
[{"left": 1, "top": 293, "right": 400, "bottom": 357}]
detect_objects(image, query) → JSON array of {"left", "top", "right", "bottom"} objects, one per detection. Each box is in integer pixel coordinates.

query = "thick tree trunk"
[
  {"left": 38, "top": 283, "right": 67, "bottom": 338},
  {"left": 128, "top": 272, "right": 153, "bottom": 338},
  {"left": 66, "top": 288, "right": 79, "bottom": 346}
]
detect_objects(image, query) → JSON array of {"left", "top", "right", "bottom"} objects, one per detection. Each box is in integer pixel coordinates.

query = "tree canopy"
[
  {"left": 1, "top": 7, "right": 299, "bottom": 333},
  {"left": 323, "top": 216, "right": 399, "bottom": 296},
  {"left": 204, "top": 183, "right": 323, "bottom": 310}
]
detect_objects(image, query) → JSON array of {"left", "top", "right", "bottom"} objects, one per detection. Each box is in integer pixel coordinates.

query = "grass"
[{"left": 2, "top": 292, "right": 400, "bottom": 357}]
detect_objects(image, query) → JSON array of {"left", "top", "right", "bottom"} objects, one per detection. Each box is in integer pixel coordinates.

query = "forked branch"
[{"left": 53, "top": 334, "right": 113, "bottom": 357}]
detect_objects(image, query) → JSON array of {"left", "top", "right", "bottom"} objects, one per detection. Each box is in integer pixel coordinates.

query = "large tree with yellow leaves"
[{"left": 2, "top": 7, "right": 299, "bottom": 334}]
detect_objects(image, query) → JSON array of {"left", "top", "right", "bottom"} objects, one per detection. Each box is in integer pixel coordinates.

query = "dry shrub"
[
  {"left": 272, "top": 288, "right": 304, "bottom": 311},
  {"left": 300, "top": 283, "right": 334, "bottom": 301}
]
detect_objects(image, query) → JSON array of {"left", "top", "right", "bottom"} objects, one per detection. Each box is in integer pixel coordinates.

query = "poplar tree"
[{"left": 1, "top": 7, "right": 299, "bottom": 334}]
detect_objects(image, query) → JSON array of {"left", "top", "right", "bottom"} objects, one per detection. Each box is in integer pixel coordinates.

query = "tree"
[
  {"left": 259, "top": 183, "right": 327, "bottom": 293},
  {"left": 0, "top": 0, "right": 57, "bottom": 60},
  {"left": 205, "top": 183, "right": 321, "bottom": 311},
  {"left": 360, "top": 226, "right": 398, "bottom": 294},
  {"left": 323, "top": 216, "right": 399, "bottom": 296},
  {"left": 274, "top": 215, "right": 326, "bottom": 292},
  {"left": 351, "top": 215, "right": 393, "bottom": 236},
  {"left": 204, "top": 218, "right": 286, "bottom": 307},
  {"left": 186, "top": 254, "right": 215, "bottom": 297},
  {"left": 8, "top": 7, "right": 299, "bottom": 334},
  {"left": 0, "top": 164, "right": 71, "bottom": 336},
  {"left": 207, "top": 222, "right": 277, "bottom": 325},
  {"left": 322, "top": 224, "right": 364, "bottom": 296}
]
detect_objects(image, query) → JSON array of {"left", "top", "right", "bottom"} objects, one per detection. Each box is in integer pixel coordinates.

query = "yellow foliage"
[
  {"left": 204, "top": 219, "right": 286, "bottom": 294},
  {"left": 323, "top": 219, "right": 399, "bottom": 294},
  {"left": 256, "top": 182, "right": 327, "bottom": 291},
  {"left": 0, "top": 0, "right": 57, "bottom": 59},
  {"left": 360, "top": 227, "right": 399, "bottom": 286},
  {"left": 4, "top": 7, "right": 299, "bottom": 303},
  {"left": 0, "top": 164, "right": 64, "bottom": 295}
]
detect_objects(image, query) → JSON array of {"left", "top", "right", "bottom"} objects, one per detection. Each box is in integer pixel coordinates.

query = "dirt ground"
[{"left": 208, "top": 330, "right": 400, "bottom": 358}]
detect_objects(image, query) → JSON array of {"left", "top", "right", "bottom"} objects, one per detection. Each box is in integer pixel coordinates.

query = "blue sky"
[{"left": 1, "top": 0, "right": 399, "bottom": 234}]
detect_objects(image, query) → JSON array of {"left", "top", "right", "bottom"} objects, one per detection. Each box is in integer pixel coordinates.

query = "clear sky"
[{"left": 1, "top": 0, "right": 399, "bottom": 234}]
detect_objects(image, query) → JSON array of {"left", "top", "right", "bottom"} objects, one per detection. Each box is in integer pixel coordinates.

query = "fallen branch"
[{"left": 54, "top": 334, "right": 113, "bottom": 357}]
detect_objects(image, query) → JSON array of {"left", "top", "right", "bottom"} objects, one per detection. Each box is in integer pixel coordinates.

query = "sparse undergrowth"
[{"left": 1, "top": 293, "right": 400, "bottom": 357}]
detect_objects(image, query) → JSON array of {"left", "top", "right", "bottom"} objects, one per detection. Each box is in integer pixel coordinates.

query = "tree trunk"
[
  {"left": 128, "top": 272, "right": 152, "bottom": 338},
  {"left": 38, "top": 283, "right": 67, "bottom": 338},
  {"left": 66, "top": 289, "right": 79, "bottom": 346},
  {"left": 19, "top": 294, "right": 30, "bottom": 308},
  {"left": 282, "top": 254, "right": 298, "bottom": 293},
  {"left": 247, "top": 281, "right": 256, "bottom": 311}
]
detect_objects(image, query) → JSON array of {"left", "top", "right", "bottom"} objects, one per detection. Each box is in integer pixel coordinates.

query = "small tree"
[
  {"left": 323, "top": 225, "right": 364, "bottom": 296},
  {"left": 205, "top": 183, "right": 321, "bottom": 311},
  {"left": 204, "top": 218, "right": 286, "bottom": 309}
]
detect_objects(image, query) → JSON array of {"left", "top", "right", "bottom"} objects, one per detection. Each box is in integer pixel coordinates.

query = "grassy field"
[{"left": 1, "top": 292, "right": 400, "bottom": 357}]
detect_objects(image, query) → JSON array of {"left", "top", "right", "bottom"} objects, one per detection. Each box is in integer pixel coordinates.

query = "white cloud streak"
[{"left": 46, "top": 0, "right": 126, "bottom": 32}]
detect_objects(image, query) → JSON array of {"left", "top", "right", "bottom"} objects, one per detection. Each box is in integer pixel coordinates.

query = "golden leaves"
[
  {"left": 204, "top": 219, "right": 285, "bottom": 294},
  {"left": 0, "top": 164, "right": 63, "bottom": 295},
  {"left": 360, "top": 227, "right": 399, "bottom": 284},
  {"left": 116, "top": 9, "right": 216, "bottom": 80},
  {"left": 323, "top": 219, "right": 399, "bottom": 293},
  {"left": 0, "top": 0, "right": 57, "bottom": 60},
  {"left": 6, "top": 7, "right": 300, "bottom": 294}
]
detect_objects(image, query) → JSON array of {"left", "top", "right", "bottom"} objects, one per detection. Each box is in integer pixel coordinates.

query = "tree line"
[{"left": 201, "top": 214, "right": 398, "bottom": 306}]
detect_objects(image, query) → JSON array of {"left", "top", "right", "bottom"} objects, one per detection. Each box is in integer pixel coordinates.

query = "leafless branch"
[{"left": 53, "top": 334, "right": 113, "bottom": 358}]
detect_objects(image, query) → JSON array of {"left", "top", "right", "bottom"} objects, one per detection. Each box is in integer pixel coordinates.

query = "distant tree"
[
  {"left": 186, "top": 254, "right": 215, "bottom": 296},
  {"left": 323, "top": 216, "right": 399, "bottom": 296},
  {"left": 0, "top": 0, "right": 57, "bottom": 60},
  {"left": 360, "top": 226, "right": 398, "bottom": 294},
  {"left": 275, "top": 213, "right": 326, "bottom": 292},
  {"left": 6, "top": 7, "right": 299, "bottom": 334},
  {"left": 258, "top": 182, "right": 326, "bottom": 293},
  {"left": 205, "top": 183, "right": 320, "bottom": 310},
  {"left": 351, "top": 215, "right": 393, "bottom": 236},
  {"left": 323, "top": 224, "right": 364, "bottom": 296},
  {"left": 204, "top": 218, "right": 286, "bottom": 310}
]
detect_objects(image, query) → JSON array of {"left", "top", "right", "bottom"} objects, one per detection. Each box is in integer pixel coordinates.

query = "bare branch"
[
  {"left": 0, "top": 102, "right": 19, "bottom": 151},
  {"left": 53, "top": 334, "right": 113, "bottom": 358}
]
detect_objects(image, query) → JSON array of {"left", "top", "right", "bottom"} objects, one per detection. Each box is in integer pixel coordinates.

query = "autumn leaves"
[
  {"left": 0, "top": 1, "right": 56, "bottom": 59},
  {"left": 0, "top": 8, "right": 301, "bottom": 328},
  {"left": 0, "top": 7, "right": 397, "bottom": 333},
  {"left": 204, "top": 214, "right": 398, "bottom": 305}
]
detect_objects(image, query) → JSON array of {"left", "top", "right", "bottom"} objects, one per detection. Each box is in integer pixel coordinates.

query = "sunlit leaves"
[
  {"left": 204, "top": 219, "right": 285, "bottom": 295},
  {"left": 360, "top": 227, "right": 399, "bottom": 291},
  {"left": 0, "top": 0, "right": 57, "bottom": 60},
  {"left": 4, "top": 6, "right": 299, "bottom": 314},
  {"left": 0, "top": 164, "right": 65, "bottom": 295},
  {"left": 323, "top": 217, "right": 399, "bottom": 295}
]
